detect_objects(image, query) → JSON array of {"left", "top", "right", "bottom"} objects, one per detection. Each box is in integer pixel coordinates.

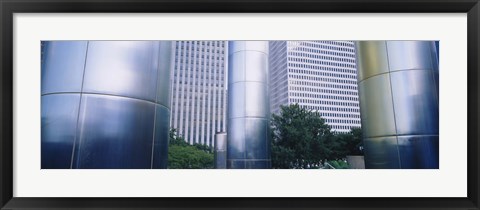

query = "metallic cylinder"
[
  {"left": 41, "top": 41, "right": 173, "bottom": 169},
  {"left": 214, "top": 132, "right": 227, "bottom": 169},
  {"left": 355, "top": 41, "right": 439, "bottom": 169},
  {"left": 227, "top": 41, "right": 271, "bottom": 169}
]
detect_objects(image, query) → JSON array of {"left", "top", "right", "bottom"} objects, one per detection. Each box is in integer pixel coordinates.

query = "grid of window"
[
  {"left": 170, "top": 41, "right": 228, "bottom": 147},
  {"left": 270, "top": 41, "right": 361, "bottom": 133}
]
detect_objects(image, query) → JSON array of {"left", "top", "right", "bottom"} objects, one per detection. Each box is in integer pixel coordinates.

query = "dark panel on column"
[
  {"left": 41, "top": 94, "right": 80, "bottom": 169},
  {"left": 73, "top": 94, "right": 155, "bottom": 169}
]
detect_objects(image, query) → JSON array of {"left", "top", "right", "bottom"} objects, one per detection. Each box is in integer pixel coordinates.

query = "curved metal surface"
[
  {"left": 355, "top": 41, "right": 439, "bottom": 169},
  {"left": 41, "top": 41, "right": 172, "bottom": 169},
  {"left": 41, "top": 41, "right": 88, "bottom": 94},
  {"left": 227, "top": 41, "right": 271, "bottom": 169},
  {"left": 215, "top": 132, "right": 227, "bottom": 169}
]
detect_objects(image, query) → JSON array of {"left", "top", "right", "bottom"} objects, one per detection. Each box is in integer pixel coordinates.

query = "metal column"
[
  {"left": 41, "top": 41, "right": 173, "bottom": 169},
  {"left": 215, "top": 132, "right": 227, "bottom": 169},
  {"left": 227, "top": 41, "right": 271, "bottom": 169},
  {"left": 355, "top": 41, "right": 439, "bottom": 169}
]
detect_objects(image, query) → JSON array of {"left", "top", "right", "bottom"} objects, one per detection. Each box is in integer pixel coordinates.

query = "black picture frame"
[{"left": 1, "top": 0, "right": 479, "bottom": 209}]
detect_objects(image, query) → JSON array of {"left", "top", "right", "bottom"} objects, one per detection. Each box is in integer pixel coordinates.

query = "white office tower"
[
  {"left": 269, "top": 41, "right": 361, "bottom": 133},
  {"left": 170, "top": 41, "right": 228, "bottom": 146}
]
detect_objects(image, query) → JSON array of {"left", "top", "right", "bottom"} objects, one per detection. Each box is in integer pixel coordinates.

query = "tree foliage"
[
  {"left": 168, "top": 129, "right": 214, "bottom": 169},
  {"left": 271, "top": 104, "right": 364, "bottom": 169},
  {"left": 271, "top": 104, "right": 334, "bottom": 168}
]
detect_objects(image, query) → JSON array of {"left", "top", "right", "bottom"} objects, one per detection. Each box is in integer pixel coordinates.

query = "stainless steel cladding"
[
  {"left": 41, "top": 41, "right": 173, "bottom": 169},
  {"left": 214, "top": 132, "right": 227, "bottom": 169},
  {"left": 355, "top": 41, "right": 439, "bottom": 169},
  {"left": 227, "top": 41, "right": 271, "bottom": 169}
]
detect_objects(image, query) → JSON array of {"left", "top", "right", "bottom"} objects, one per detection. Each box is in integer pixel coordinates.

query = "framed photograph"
[{"left": 1, "top": 0, "right": 479, "bottom": 209}]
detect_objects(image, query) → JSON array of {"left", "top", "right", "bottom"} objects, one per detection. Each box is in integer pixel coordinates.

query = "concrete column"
[
  {"left": 355, "top": 41, "right": 439, "bottom": 169},
  {"left": 227, "top": 41, "right": 271, "bottom": 169}
]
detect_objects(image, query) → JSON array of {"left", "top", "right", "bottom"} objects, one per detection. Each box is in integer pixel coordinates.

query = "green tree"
[
  {"left": 330, "top": 127, "right": 364, "bottom": 159},
  {"left": 168, "top": 129, "right": 214, "bottom": 169},
  {"left": 271, "top": 104, "right": 334, "bottom": 169}
]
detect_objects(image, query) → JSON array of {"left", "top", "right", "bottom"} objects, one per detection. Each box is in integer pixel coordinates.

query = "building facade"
[
  {"left": 170, "top": 41, "right": 228, "bottom": 147},
  {"left": 269, "top": 41, "right": 361, "bottom": 133}
]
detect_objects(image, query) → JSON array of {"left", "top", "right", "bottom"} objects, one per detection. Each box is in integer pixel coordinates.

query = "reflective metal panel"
[
  {"left": 215, "top": 132, "right": 227, "bottom": 169},
  {"left": 41, "top": 41, "right": 88, "bottom": 94},
  {"left": 227, "top": 160, "right": 246, "bottom": 169},
  {"left": 73, "top": 94, "right": 155, "bottom": 169},
  {"left": 245, "top": 118, "right": 269, "bottom": 159},
  {"left": 390, "top": 70, "right": 439, "bottom": 135},
  {"left": 356, "top": 41, "right": 439, "bottom": 169},
  {"left": 228, "top": 53, "right": 246, "bottom": 84},
  {"left": 245, "top": 51, "right": 268, "bottom": 82},
  {"left": 387, "top": 41, "right": 434, "bottom": 71},
  {"left": 155, "top": 41, "right": 173, "bottom": 108},
  {"left": 227, "top": 41, "right": 270, "bottom": 169},
  {"left": 229, "top": 41, "right": 269, "bottom": 54},
  {"left": 358, "top": 74, "right": 396, "bottom": 138},
  {"left": 41, "top": 94, "right": 80, "bottom": 169},
  {"left": 245, "top": 82, "right": 269, "bottom": 118},
  {"left": 83, "top": 41, "right": 160, "bottom": 101},
  {"left": 355, "top": 41, "right": 389, "bottom": 82},
  {"left": 363, "top": 137, "right": 400, "bottom": 169},
  {"left": 397, "top": 135, "right": 439, "bottom": 169},
  {"left": 152, "top": 105, "right": 170, "bottom": 169},
  {"left": 227, "top": 82, "right": 246, "bottom": 119},
  {"left": 227, "top": 118, "right": 246, "bottom": 159}
]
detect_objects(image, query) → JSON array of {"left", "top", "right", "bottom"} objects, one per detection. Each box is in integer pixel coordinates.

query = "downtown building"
[
  {"left": 269, "top": 41, "right": 361, "bottom": 133},
  {"left": 170, "top": 41, "right": 228, "bottom": 147}
]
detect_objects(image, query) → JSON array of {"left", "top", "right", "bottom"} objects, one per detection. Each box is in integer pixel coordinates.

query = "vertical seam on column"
[
  {"left": 385, "top": 42, "right": 402, "bottom": 169},
  {"left": 70, "top": 41, "right": 89, "bottom": 169},
  {"left": 151, "top": 42, "right": 161, "bottom": 169}
]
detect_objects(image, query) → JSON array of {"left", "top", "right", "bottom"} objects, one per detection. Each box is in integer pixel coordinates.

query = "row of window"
[
  {"left": 290, "top": 84, "right": 358, "bottom": 96},
  {"left": 290, "top": 94, "right": 359, "bottom": 105},
  {"left": 292, "top": 97, "right": 359, "bottom": 107},
  {"left": 289, "top": 73, "right": 357, "bottom": 84},
  {"left": 320, "top": 112, "right": 360, "bottom": 119},
  {"left": 175, "top": 54, "right": 225, "bottom": 60},
  {"left": 293, "top": 44, "right": 355, "bottom": 53},
  {"left": 330, "top": 125, "right": 357, "bottom": 130},
  {"left": 293, "top": 101, "right": 359, "bottom": 113},
  {"left": 289, "top": 68, "right": 356, "bottom": 79},
  {"left": 290, "top": 80, "right": 357, "bottom": 91},
  {"left": 288, "top": 55, "right": 355, "bottom": 64},
  {"left": 324, "top": 118, "right": 361, "bottom": 125},
  {"left": 176, "top": 41, "right": 225, "bottom": 48},
  {"left": 289, "top": 48, "right": 355, "bottom": 58},
  {"left": 289, "top": 60, "right": 355, "bottom": 69}
]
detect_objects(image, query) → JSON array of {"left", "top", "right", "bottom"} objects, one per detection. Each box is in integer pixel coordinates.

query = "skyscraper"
[
  {"left": 269, "top": 41, "right": 361, "bottom": 133},
  {"left": 170, "top": 41, "right": 228, "bottom": 147}
]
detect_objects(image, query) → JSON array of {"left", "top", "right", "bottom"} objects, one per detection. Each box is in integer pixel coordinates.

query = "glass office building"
[
  {"left": 269, "top": 41, "right": 361, "bottom": 133},
  {"left": 170, "top": 41, "right": 228, "bottom": 147}
]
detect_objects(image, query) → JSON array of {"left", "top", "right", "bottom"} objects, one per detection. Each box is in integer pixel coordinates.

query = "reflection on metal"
[
  {"left": 355, "top": 41, "right": 439, "bottom": 169},
  {"left": 227, "top": 41, "right": 271, "bottom": 169},
  {"left": 214, "top": 132, "right": 227, "bottom": 169},
  {"left": 41, "top": 41, "right": 173, "bottom": 169}
]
